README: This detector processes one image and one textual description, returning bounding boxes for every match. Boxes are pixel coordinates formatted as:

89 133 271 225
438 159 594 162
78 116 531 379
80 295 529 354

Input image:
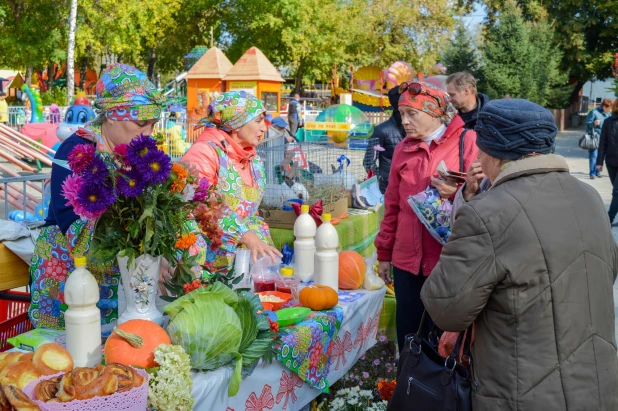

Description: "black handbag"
387 311 472 411
579 131 599 151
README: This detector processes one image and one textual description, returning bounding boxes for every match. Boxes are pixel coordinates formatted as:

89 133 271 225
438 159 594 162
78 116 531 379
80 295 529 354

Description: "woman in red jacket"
375 82 478 352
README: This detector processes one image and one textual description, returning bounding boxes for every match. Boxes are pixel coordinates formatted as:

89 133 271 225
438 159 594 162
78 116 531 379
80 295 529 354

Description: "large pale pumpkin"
338 251 365 290
299 285 338 311
104 319 171 368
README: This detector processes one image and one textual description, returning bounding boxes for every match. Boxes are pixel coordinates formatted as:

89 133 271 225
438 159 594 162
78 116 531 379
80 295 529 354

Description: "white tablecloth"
190 287 386 411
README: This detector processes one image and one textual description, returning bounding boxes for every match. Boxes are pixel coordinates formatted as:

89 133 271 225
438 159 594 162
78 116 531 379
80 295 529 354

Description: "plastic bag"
363 251 385 290
438 326 475 366
249 255 282 292
407 187 453 245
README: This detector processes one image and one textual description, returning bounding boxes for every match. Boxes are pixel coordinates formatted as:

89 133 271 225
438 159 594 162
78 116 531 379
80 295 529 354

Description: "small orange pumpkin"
104 319 171 368
338 251 365 290
299 285 338 311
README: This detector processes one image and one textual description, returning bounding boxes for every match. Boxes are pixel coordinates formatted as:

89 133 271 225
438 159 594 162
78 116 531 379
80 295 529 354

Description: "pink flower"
113 143 129 165
67 144 96 175
193 178 210 202
62 175 104 219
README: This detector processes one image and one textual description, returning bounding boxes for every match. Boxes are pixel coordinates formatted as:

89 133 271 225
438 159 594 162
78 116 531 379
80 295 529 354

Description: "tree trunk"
24 66 33 87
147 48 156 82
47 62 55 91
66 0 78 105
294 69 303 96
79 53 88 92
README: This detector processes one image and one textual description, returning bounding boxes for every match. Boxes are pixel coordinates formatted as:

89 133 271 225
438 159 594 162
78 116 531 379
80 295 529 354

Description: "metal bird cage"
257 131 367 210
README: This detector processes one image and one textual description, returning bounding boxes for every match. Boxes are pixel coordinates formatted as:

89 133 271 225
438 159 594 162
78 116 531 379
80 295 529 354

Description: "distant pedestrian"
597 98 618 225
287 94 301 137
587 98 612 179
446 72 489 130
0 92 8 124
362 87 405 194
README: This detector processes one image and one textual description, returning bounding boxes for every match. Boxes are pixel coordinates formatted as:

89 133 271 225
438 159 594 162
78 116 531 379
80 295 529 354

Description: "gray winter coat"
421 154 618 411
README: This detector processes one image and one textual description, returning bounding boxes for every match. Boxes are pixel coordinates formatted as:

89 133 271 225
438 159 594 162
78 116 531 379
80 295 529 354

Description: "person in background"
182 91 282 269
422 98 618 411
587 98 612 179
29 64 163 329
287 94 301 137
596 98 618 226
446 72 489 130
0 92 8 124
362 87 405 194
375 82 478 353
271 116 297 143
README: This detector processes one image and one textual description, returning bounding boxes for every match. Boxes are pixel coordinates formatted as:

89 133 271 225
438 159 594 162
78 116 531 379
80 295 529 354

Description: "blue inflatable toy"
55 93 95 152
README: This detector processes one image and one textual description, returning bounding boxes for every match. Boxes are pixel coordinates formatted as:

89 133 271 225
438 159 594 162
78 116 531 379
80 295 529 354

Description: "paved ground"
553 127 618 343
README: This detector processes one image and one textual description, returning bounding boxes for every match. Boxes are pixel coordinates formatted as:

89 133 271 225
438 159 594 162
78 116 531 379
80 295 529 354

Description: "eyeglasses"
398 82 444 109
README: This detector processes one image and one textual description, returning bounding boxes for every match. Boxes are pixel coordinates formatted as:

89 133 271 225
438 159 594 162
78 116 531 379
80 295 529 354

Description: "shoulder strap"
459 129 468 173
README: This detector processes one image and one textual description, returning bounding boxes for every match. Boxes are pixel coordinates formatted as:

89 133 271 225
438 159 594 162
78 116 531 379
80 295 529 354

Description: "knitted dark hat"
475 99 557 160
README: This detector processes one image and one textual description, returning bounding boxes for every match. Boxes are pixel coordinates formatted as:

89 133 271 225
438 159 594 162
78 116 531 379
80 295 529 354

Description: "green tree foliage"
480 0 566 107
442 22 480 76
483 0 618 93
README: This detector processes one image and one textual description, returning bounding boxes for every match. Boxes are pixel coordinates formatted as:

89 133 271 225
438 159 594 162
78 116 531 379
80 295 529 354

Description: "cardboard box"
260 195 349 230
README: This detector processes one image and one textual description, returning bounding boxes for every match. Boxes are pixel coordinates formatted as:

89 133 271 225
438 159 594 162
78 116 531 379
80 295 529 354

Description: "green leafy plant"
163 282 277 397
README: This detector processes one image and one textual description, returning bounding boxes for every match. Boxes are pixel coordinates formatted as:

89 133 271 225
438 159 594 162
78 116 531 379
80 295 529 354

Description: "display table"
270 208 384 258
190 287 386 411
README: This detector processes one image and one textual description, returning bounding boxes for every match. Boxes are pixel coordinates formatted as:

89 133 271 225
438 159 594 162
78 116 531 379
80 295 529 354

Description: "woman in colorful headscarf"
374 82 478 352
29 63 164 329
182 91 282 272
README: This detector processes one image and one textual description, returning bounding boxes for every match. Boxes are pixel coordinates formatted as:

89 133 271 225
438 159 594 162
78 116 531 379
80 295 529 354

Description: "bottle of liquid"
276 267 301 302
64 256 102 367
294 205 317 282
314 213 339 292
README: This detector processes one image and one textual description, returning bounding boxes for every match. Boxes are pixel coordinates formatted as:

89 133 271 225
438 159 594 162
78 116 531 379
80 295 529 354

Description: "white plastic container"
64 256 102 367
314 213 339 292
294 204 317 282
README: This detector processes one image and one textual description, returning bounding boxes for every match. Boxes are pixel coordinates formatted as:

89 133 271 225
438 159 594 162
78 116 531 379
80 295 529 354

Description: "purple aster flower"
82 156 110 185
192 177 210 202
359 381 363 387
127 134 158 166
136 149 171 184
117 169 146 197
360 354 366 361
77 183 115 218
373 359 380 366
362 372 369 379
379 335 387 343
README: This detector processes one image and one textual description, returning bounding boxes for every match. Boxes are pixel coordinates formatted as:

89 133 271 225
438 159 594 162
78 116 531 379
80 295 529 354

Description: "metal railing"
6 106 70 129
0 174 50 221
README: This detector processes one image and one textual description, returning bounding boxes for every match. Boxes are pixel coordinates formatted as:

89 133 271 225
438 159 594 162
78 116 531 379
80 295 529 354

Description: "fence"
0 174 50 221
365 111 390 125
6 106 70 130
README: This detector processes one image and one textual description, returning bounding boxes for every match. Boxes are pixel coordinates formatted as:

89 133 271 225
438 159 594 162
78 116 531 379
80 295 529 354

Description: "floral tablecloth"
190 287 386 411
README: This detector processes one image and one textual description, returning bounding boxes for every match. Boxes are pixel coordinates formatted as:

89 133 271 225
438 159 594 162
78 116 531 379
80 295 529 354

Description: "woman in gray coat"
421 99 618 411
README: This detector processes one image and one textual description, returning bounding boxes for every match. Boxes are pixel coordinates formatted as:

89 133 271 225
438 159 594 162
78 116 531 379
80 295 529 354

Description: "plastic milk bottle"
293 205 317 282
64 256 102 367
314 213 339 292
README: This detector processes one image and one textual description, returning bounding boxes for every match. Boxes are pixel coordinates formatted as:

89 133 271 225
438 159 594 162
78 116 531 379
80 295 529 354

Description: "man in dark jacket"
596 104 618 224
446 72 488 130
363 87 405 194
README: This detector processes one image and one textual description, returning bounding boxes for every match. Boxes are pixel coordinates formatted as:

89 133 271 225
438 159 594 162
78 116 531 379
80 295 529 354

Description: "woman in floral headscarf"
374 82 478 352
182 91 282 272
29 63 164 329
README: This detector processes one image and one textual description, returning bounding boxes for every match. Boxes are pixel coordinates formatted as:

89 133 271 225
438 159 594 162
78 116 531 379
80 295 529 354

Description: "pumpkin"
338 251 365 290
104 319 171 368
299 285 338 311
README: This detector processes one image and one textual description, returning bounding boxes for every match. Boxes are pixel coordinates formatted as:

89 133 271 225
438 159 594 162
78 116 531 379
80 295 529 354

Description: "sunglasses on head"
398 82 444 109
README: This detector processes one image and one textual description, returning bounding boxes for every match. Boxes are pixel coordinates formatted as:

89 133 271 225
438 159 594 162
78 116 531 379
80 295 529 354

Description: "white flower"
182 184 195 201
148 344 194 411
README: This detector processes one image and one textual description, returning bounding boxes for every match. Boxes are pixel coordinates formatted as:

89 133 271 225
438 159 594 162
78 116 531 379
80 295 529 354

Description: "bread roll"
106 363 143 392
55 371 75 402
33 379 59 402
32 344 73 376
73 367 118 400
0 352 24 372
2 385 40 410
0 362 42 389
0 385 11 411
17 353 34 363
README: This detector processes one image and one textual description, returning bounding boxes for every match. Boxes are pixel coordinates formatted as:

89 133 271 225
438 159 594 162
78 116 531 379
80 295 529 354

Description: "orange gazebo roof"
224 47 284 82
187 47 233 79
